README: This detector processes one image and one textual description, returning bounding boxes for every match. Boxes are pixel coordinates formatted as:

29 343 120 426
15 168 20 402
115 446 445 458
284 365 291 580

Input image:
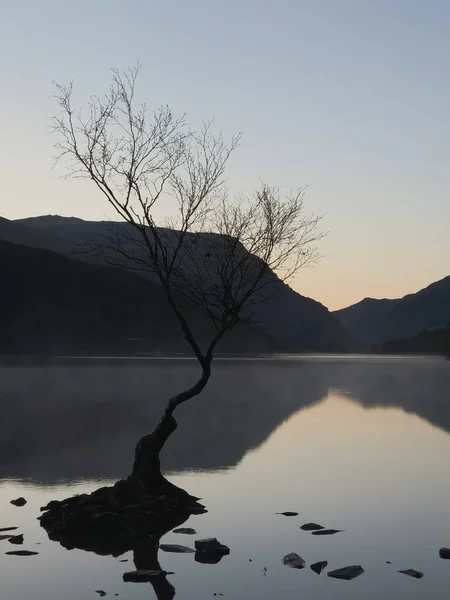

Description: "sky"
1 0 449 310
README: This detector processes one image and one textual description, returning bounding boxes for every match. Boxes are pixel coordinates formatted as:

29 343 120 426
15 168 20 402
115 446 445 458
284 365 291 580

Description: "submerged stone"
6 550 39 556
398 569 423 579
8 534 24 545
282 553 306 569
439 548 450 559
123 570 173 582
195 538 230 555
276 512 298 516
173 527 196 535
0 527 18 533
159 544 195 553
327 565 364 580
95 591 106 597
300 523 324 531
311 529 343 536
310 560 328 574
194 538 230 564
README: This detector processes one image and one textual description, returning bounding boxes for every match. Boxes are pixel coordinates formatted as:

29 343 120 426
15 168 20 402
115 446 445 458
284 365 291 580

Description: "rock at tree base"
300 523 324 531
310 561 328 574
39 478 205 556
398 569 423 579
311 529 343 536
282 553 306 569
439 548 450 559
10 497 27 507
327 565 364 580
8 534 24 545
159 544 195 553
6 550 39 556
123 570 173 582
173 527 196 535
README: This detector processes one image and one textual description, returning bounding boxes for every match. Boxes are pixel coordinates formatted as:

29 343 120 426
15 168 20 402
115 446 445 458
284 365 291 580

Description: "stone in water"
327 565 364 580
282 553 306 569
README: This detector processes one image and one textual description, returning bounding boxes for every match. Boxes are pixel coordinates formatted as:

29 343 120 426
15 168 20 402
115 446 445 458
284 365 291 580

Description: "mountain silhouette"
7 214 349 352
0 238 276 355
334 276 450 345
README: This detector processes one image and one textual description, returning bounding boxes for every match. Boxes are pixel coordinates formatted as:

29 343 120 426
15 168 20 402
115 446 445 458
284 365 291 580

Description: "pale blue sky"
1 0 449 309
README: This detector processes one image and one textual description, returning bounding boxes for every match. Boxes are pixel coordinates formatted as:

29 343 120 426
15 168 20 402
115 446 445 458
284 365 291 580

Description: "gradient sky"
1 0 449 310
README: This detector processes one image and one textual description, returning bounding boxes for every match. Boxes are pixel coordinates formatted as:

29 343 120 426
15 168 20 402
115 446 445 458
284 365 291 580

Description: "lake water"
1 356 450 599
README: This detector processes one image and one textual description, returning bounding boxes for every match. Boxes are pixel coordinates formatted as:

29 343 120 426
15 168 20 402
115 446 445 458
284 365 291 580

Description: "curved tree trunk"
128 363 211 499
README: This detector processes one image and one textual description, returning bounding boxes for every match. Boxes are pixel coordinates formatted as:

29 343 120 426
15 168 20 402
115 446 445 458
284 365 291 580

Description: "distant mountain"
0 216 73 254
382 324 450 356
334 276 450 345
3 215 350 352
0 239 275 355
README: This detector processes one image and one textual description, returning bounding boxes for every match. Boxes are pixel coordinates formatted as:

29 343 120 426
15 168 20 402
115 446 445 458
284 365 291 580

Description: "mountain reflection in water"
0 357 449 482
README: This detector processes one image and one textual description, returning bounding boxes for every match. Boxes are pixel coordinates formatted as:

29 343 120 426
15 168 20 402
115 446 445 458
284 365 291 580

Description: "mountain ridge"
334 275 450 345
1 215 350 353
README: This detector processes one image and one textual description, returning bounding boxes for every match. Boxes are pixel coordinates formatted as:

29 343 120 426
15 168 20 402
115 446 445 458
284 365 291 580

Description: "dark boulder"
327 565 364 580
312 529 343 536
194 538 230 563
398 569 423 579
282 553 306 569
310 560 327 574
10 497 27 507
8 534 24 545
301 523 324 531
195 538 230 554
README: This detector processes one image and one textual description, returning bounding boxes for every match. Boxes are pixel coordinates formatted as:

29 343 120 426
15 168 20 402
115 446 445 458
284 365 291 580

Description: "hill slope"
10 215 350 351
0 239 276 354
334 277 450 345
382 324 450 356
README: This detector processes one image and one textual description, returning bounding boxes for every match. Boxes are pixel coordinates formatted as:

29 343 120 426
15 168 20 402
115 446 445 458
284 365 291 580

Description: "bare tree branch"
52 64 325 414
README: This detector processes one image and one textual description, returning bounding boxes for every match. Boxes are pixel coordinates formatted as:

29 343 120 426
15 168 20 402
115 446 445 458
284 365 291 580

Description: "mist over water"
1 356 450 599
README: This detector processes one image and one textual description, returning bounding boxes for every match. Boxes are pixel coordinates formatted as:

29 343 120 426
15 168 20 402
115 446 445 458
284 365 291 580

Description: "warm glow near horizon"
1 0 449 310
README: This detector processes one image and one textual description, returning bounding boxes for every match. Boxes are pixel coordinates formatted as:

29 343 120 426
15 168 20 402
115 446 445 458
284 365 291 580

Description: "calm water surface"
1 356 450 599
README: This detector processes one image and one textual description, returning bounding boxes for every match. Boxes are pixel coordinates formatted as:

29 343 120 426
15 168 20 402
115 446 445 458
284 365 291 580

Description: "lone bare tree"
52 64 324 498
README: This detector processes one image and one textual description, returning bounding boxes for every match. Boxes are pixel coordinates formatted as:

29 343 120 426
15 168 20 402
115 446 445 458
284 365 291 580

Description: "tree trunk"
128 413 190 499
128 364 211 500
